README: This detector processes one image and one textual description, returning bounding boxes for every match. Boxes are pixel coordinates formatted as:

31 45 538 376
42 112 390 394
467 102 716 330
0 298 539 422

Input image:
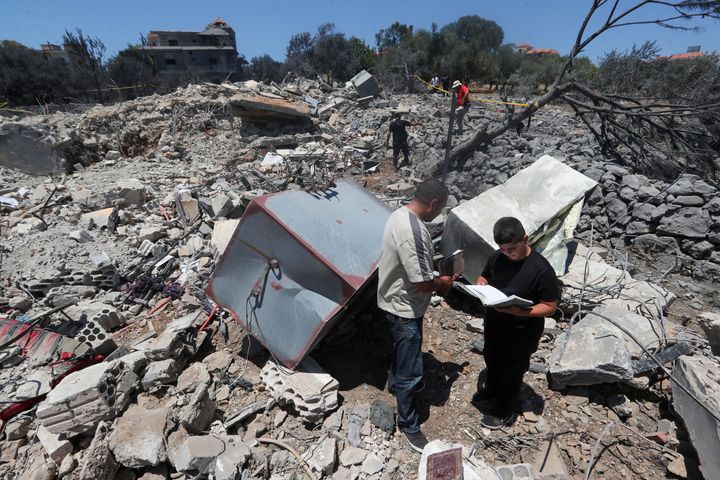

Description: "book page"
458 284 507 304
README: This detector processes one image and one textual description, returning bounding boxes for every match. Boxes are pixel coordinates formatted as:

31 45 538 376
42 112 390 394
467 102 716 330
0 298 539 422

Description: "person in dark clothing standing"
472 217 560 429
386 112 413 169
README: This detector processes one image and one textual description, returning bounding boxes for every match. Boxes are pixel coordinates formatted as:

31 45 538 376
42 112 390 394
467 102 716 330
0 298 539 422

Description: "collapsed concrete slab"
672 355 720 480
230 93 311 119
260 357 339 423
36 360 137 435
549 315 634 387
442 155 597 280
207 179 390 368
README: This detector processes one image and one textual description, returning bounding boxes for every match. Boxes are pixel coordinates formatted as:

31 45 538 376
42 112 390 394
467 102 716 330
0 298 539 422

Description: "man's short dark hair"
493 217 526 244
414 179 449 206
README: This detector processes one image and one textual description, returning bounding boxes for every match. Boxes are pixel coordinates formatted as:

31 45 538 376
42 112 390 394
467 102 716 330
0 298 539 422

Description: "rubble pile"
1 75 719 480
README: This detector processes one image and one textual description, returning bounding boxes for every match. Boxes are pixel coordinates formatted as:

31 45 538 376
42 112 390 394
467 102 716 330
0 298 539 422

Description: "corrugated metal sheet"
207 180 391 369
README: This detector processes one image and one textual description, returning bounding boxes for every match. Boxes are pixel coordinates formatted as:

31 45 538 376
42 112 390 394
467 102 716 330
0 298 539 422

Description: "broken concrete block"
77 421 118 480
350 70 380 98
105 150 121 161
16 369 54 400
495 463 540 480
179 384 216 433
176 362 212 394
116 179 147 206
9 296 33 310
176 189 201 225
142 359 182 389
361 454 384 476
369 399 395 435
66 301 126 330
589 304 663 358
698 311 720 355
76 319 117 355
229 93 311 119
304 436 337 476
109 404 168 468
0 438 25 463
37 425 73 464
548 317 634 387
36 360 137 435
260 357 339 423
81 207 119 231
211 219 240 256
672 355 720 480
202 350 234 375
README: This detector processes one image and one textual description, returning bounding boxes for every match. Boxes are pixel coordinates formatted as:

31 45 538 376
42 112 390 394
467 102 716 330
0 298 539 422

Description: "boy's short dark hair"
414 179 449 206
493 217 526 244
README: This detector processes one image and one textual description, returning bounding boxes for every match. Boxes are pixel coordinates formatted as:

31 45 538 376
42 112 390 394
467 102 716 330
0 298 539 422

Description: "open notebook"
453 283 533 308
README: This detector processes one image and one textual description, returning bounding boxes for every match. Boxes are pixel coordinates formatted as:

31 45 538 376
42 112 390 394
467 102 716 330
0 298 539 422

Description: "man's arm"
494 300 558 317
386 130 392 144
415 275 454 294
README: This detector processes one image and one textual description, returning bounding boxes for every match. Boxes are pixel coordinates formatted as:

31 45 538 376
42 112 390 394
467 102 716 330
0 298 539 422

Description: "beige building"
143 18 240 81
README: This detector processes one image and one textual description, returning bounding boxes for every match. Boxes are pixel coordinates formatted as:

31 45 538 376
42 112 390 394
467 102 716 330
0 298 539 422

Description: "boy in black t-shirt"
473 217 560 429
386 113 413 169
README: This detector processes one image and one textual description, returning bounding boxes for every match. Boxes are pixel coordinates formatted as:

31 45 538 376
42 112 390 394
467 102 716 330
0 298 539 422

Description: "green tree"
106 40 157 99
249 54 285 83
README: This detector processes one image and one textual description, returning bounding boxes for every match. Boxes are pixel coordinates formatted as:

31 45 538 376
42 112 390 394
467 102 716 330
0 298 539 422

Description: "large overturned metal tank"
207 180 391 369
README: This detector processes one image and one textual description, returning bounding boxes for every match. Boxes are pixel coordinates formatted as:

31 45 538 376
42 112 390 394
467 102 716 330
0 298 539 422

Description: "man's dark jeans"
384 310 423 433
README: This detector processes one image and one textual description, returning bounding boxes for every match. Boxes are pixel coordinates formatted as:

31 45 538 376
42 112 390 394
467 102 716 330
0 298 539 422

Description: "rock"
260 357 339 423
8 296 33 310
176 362 212 393
77 422 118 480
625 221 651 236
5 416 32 440
361 454 384 475
109 404 168 468
606 394 633 419
179 384 216 433
672 195 705 207
142 359 181 389
138 226 166 243
137 465 168 480
57 454 77 478
304 436 337 476
672 355 720 480
465 318 484 333
36 360 137 435
68 229 94 243
202 350 234 375
346 405 368 447
686 240 715 260
369 399 395 435
698 312 720 355
657 207 712 239
105 150 122 161
37 425 73 464
340 446 368 467
116 179 147 206
81 207 119 231
666 174 716 197
667 455 688 478
214 440 251 480
18 460 56 480
0 438 25 463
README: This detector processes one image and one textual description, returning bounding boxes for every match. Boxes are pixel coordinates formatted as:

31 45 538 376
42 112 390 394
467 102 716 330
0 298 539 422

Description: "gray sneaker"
403 430 428 453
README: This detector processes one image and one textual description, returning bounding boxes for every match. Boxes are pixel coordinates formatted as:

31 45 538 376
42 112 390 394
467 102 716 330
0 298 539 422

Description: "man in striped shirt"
377 178 454 452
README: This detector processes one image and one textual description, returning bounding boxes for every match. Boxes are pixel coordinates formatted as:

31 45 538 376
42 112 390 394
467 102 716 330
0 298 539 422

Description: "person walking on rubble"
472 217 560 429
386 112 414 169
451 80 470 134
377 179 455 452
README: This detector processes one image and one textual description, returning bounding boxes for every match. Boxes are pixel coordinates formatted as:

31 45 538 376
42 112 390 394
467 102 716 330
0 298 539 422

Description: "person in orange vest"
452 80 470 134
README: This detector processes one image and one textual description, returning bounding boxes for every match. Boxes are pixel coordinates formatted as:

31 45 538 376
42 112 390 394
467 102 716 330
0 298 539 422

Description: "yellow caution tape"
412 75 529 107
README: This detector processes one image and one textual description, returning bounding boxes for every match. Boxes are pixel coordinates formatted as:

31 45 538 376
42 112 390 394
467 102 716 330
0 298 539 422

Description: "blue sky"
2 0 718 63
